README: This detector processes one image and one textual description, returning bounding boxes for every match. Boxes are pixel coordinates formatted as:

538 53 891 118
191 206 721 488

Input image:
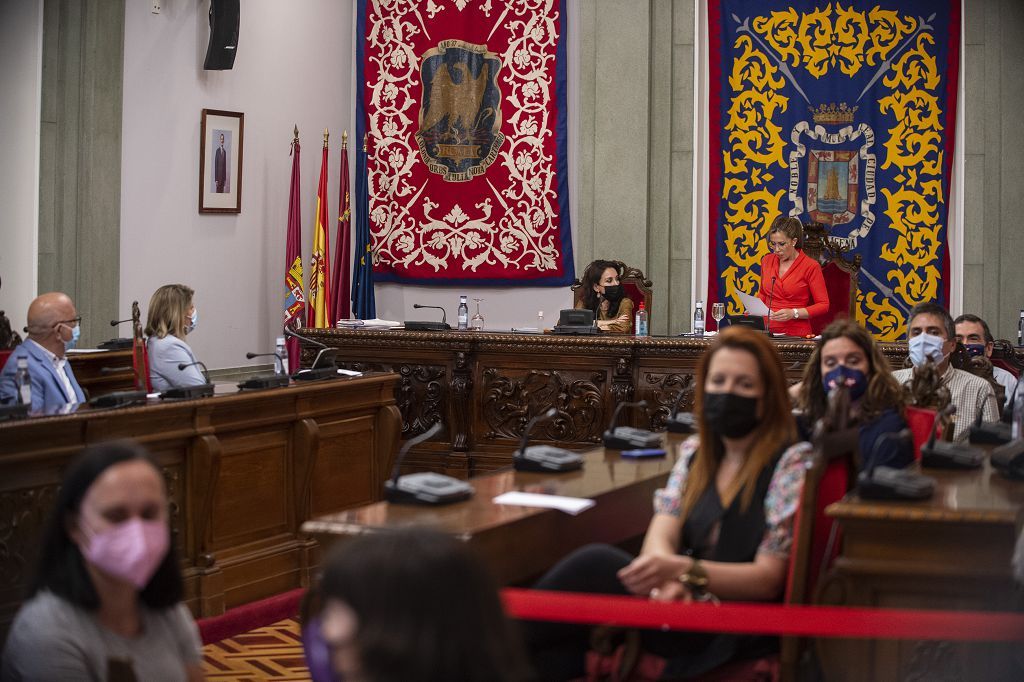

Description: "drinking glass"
471 298 485 331
711 302 725 327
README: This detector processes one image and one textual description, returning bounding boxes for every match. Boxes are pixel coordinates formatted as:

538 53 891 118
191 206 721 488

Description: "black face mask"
601 284 624 302
702 392 760 439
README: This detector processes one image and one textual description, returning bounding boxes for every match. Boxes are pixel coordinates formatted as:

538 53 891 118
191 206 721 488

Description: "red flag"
330 132 352 323
131 301 151 392
284 129 305 372
308 131 332 327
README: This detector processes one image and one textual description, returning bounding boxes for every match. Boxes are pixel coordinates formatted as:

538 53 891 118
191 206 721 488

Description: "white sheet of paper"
736 291 770 317
493 491 596 516
336 368 362 376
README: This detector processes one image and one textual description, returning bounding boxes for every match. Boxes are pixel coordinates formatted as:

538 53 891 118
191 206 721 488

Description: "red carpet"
198 588 307 645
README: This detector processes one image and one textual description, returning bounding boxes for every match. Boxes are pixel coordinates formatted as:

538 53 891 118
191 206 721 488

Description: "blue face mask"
964 343 986 358
64 323 80 351
187 308 198 334
908 333 945 367
823 365 868 401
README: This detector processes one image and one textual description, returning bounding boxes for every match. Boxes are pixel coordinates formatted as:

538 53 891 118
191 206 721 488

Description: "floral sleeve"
652 435 700 516
759 441 814 557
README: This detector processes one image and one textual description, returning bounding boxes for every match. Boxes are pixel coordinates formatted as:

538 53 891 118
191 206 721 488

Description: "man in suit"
214 133 227 192
0 292 86 411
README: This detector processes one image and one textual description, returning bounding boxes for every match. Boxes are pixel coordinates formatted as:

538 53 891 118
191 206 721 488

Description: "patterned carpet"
202 617 311 681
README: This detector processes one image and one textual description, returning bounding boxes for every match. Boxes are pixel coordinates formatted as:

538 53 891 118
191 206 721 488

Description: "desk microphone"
238 352 290 390
283 327 339 380
284 325 329 349
603 400 662 450
159 361 216 400
765 275 777 336
99 317 134 350
857 429 934 500
970 400 1011 444
384 422 473 504
178 360 210 383
513 407 583 472
666 378 697 434
990 437 1024 479
920 404 984 469
406 304 452 332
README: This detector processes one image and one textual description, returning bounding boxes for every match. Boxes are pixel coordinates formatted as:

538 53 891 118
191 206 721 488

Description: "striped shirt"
892 365 999 442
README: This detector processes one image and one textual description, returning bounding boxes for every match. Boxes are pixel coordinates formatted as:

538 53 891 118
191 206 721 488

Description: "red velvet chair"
990 339 1022 379
800 223 862 335
571 262 653 335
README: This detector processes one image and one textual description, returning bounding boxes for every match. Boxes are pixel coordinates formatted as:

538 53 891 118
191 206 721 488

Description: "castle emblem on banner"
416 40 504 183
788 103 877 247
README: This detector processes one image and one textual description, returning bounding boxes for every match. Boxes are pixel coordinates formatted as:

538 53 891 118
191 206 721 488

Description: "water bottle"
457 296 469 331
694 300 705 336
274 336 288 375
635 302 649 337
1018 309 1024 346
15 357 31 406
1013 376 1024 440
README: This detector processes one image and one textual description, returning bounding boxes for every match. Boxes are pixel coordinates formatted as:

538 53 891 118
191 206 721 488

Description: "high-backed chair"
801 222 861 335
570 261 653 332
990 339 1023 379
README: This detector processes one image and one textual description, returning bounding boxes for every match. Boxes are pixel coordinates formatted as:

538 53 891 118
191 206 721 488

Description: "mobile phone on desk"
620 448 666 458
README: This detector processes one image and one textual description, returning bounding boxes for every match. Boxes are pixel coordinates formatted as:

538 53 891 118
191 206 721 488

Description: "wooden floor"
202 618 310 681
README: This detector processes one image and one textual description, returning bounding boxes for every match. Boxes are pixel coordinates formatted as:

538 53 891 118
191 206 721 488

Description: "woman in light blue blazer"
145 284 206 391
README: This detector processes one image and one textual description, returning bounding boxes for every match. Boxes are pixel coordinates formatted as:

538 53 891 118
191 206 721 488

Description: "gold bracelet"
676 559 709 592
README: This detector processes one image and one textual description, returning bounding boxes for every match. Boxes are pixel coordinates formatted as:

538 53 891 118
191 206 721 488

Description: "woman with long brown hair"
524 327 812 680
575 260 634 333
796 319 913 471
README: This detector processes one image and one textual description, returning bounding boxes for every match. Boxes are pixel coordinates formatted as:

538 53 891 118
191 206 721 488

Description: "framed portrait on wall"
199 109 244 213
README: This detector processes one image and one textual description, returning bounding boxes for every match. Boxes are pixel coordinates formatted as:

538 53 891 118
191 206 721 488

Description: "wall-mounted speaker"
204 0 240 70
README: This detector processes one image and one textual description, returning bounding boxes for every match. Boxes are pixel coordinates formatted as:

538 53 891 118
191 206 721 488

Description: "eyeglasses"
768 241 790 250
55 316 82 328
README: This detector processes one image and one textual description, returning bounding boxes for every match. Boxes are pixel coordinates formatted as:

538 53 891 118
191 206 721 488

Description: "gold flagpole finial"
342 130 348 149
323 128 330 147
363 133 368 152
293 125 299 141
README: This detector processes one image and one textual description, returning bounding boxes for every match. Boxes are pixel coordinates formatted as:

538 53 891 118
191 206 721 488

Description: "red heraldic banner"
356 0 574 285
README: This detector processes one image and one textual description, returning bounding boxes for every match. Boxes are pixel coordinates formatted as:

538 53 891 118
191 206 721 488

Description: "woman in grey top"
145 284 207 391
1 442 203 681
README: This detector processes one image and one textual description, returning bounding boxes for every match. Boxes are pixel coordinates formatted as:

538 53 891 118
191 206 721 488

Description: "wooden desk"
817 460 1024 681
302 438 683 585
0 373 401 636
67 348 137 396
304 329 908 476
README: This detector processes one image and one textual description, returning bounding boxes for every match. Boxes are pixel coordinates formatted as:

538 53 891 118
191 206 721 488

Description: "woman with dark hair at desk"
795 319 913 472
758 216 829 336
576 260 634 333
523 327 812 680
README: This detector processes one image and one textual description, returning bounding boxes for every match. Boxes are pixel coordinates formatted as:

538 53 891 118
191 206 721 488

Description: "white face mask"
908 333 945 367
186 308 198 334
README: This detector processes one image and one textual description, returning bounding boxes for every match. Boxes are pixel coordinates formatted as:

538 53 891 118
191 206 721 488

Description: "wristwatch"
676 559 709 593
792 308 799 319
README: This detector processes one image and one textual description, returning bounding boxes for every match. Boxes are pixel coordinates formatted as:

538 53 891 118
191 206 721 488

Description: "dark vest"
680 451 784 564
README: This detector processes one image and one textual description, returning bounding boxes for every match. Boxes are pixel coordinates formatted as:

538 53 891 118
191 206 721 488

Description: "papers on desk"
337 368 362 377
493 491 595 515
65 348 109 354
335 318 402 330
736 291 770 317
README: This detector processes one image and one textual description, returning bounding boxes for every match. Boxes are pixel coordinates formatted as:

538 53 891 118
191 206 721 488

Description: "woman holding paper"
757 216 829 336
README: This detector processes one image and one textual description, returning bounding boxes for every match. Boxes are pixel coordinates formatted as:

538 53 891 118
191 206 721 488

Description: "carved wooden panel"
480 367 606 443
340 360 447 439
639 371 696 430
0 485 59 591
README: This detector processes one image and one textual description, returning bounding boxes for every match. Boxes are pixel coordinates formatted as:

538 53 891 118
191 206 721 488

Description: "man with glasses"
0 292 86 411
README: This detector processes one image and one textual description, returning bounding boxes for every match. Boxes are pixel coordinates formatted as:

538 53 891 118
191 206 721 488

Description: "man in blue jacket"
0 292 86 411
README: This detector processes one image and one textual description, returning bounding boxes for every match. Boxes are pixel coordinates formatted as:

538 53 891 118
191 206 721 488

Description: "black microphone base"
603 427 662 450
291 367 339 381
238 375 291 391
552 325 600 335
160 384 216 400
88 390 149 409
384 473 473 505
0 403 30 421
665 413 697 435
513 446 584 473
98 337 134 350
920 442 985 469
969 421 1012 445
857 467 935 501
991 440 1024 479
404 321 452 331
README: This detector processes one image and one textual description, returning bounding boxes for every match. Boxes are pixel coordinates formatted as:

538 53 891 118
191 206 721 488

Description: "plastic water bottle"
457 296 469 331
275 336 288 375
15 357 31 406
635 302 649 337
1018 309 1024 346
694 300 705 336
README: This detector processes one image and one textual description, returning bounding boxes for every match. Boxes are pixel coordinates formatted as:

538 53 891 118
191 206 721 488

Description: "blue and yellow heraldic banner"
708 1 960 340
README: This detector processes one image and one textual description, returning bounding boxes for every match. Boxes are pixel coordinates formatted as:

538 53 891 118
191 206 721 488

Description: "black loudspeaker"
204 0 240 70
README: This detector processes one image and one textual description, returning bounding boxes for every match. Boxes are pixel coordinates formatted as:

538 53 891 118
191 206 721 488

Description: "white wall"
0 0 42 336
120 0 353 369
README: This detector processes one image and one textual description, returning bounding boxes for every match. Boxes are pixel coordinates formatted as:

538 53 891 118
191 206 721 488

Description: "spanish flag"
308 131 332 328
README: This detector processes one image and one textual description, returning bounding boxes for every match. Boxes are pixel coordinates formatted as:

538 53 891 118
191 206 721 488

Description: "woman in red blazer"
757 217 829 336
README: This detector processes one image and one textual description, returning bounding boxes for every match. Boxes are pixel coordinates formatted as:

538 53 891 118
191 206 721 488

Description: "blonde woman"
145 284 206 391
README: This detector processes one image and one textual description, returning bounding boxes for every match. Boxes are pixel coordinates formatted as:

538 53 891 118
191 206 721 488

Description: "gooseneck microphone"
238 352 290 390
666 378 697 434
513 408 583 472
178 360 210 383
160 361 215 400
384 423 473 504
857 428 934 500
110 318 132 327
970 398 1011 444
283 327 339 381
99 317 135 350
920 404 984 469
603 400 662 450
284 325 329 349
765 275 777 336
406 305 452 331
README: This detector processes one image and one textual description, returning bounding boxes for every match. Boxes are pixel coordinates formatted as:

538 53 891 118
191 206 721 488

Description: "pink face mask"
80 518 169 589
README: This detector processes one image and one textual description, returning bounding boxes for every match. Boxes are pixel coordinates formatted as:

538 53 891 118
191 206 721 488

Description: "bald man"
0 292 86 411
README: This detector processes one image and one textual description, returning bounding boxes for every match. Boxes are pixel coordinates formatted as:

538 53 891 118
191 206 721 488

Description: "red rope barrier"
502 589 1024 642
